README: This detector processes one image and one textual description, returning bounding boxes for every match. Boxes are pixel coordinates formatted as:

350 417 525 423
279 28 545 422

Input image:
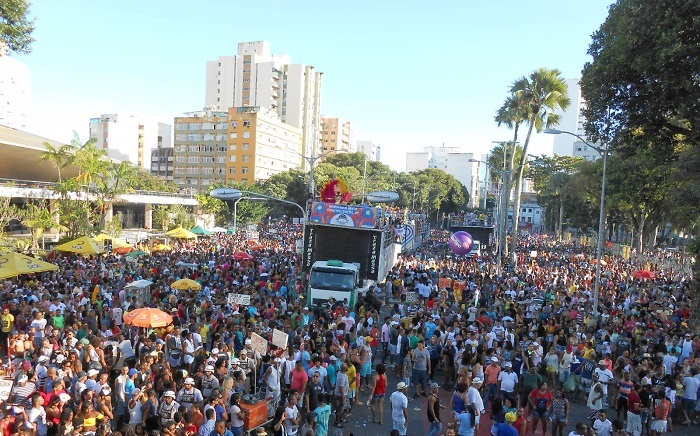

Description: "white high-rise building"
88 114 171 170
0 42 31 130
356 140 380 162
406 146 481 208
552 78 601 161
205 41 323 169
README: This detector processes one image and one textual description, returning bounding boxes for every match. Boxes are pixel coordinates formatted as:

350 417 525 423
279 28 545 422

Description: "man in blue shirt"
209 419 233 436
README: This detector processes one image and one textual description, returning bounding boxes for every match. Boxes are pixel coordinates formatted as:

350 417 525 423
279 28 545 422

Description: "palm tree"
39 142 75 182
507 68 570 257
495 94 530 259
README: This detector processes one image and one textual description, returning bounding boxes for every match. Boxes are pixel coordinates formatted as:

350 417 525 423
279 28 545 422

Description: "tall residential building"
227 106 302 184
204 41 323 169
0 42 31 130
552 78 601 162
151 123 173 179
321 117 355 154
406 146 481 208
172 107 230 190
88 114 169 170
356 140 380 162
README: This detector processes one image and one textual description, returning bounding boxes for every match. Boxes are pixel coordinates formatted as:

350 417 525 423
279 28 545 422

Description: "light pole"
544 128 609 315
397 181 418 210
211 188 307 223
361 156 368 203
274 147 345 197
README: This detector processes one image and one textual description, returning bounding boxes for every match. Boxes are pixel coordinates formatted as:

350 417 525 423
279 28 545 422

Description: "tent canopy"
124 279 153 290
190 225 214 236
56 236 104 255
166 226 198 239
0 252 59 279
210 226 228 233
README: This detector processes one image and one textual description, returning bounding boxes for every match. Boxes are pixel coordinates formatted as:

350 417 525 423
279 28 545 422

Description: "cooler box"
240 400 268 430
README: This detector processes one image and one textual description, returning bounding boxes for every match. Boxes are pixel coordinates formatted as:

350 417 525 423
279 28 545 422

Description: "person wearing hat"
496 412 518 436
498 362 518 400
176 377 203 411
426 382 445 436
468 377 485 421
201 365 219 398
390 382 409 435
594 359 614 408
265 357 282 413
157 391 179 427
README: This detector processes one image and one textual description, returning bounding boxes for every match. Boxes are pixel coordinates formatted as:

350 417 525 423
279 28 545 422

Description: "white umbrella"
124 279 153 290
210 226 228 233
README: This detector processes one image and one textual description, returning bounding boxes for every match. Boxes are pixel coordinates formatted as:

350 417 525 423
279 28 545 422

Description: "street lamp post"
361 156 368 203
233 197 265 234
397 181 418 210
544 128 608 315
211 188 307 224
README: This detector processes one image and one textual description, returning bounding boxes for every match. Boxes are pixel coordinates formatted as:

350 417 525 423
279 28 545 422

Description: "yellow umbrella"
93 234 133 250
166 226 198 239
56 236 104 255
151 243 171 252
171 278 202 291
0 252 59 279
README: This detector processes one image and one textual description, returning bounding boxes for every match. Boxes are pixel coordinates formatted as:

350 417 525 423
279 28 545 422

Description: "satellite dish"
210 188 243 200
366 190 399 204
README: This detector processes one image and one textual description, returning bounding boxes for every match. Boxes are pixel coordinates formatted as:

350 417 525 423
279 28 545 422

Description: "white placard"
272 329 288 349
530 250 538 258
0 378 13 403
227 293 251 306
405 291 418 303
250 332 268 356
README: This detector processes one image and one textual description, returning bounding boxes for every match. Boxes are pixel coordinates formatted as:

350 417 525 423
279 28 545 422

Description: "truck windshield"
309 268 356 291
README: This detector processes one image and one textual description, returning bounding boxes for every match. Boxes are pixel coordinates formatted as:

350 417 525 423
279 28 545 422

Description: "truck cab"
469 240 481 258
308 260 373 308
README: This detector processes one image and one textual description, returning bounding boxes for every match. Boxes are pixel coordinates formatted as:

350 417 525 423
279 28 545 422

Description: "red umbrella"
233 251 254 261
633 269 655 279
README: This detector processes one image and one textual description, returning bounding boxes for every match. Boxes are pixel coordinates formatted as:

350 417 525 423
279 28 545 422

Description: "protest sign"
250 333 268 356
272 329 289 349
227 293 251 306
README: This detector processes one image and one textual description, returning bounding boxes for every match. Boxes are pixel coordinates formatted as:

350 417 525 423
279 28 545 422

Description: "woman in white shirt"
229 393 245 435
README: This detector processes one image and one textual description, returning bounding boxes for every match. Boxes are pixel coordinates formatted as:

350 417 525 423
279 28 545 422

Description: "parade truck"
302 201 398 308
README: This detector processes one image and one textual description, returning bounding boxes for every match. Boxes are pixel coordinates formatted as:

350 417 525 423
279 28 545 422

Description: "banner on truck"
309 202 377 228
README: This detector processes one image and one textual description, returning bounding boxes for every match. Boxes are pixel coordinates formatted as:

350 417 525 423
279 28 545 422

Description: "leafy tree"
21 202 60 249
0 0 35 54
505 68 570 256
487 142 525 184
39 142 75 182
0 195 22 235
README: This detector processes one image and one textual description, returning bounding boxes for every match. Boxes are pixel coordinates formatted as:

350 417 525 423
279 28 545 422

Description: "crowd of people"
0 222 697 436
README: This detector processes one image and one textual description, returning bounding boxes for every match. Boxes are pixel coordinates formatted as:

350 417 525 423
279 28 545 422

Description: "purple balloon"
449 231 474 256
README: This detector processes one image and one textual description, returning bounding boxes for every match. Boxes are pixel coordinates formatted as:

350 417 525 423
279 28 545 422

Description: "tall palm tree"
39 142 75 182
495 93 530 259
508 68 570 256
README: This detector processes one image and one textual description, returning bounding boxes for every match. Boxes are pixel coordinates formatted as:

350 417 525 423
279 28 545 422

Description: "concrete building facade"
406 146 481 208
321 117 355 154
226 106 302 184
172 108 230 191
205 41 322 169
88 114 170 170
0 42 31 130
552 78 601 162
356 140 380 162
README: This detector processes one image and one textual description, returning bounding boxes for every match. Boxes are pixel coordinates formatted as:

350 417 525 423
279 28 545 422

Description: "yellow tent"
56 236 105 255
171 278 202 291
0 252 59 279
93 234 133 250
166 226 198 239
151 243 171 252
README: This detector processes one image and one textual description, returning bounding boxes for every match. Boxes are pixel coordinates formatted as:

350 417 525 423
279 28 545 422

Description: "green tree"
487 142 525 184
39 142 75 182
21 202 59 249
0 195 22 235
0 0 35 54
506 68 570 256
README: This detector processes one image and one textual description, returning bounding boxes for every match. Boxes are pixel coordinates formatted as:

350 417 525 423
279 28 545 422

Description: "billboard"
302 224 384 281
308 202 377 228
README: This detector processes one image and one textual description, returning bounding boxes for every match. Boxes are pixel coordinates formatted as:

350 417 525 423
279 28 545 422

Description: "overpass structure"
0 179 198 230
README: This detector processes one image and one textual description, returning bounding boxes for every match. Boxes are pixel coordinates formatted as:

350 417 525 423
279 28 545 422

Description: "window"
230 133 237 139
243 120 251 127
216 156 226 163
188 123 201 130
216 145 226 152
175 123 187 130
241 167 249 174
216 123 227 130
528 208 532 213
202 123 214 130
175 145 186 153
202 167 214 174
242 155 250 162
187 156 200 163
203 157 214 163
527 217 532 223
187 134 200 141
229 168 236 174
242 143 249 150
187 168 198 174
536 210 540 215
243 132 250 139
175 133 186 141
187 145 200 152
229 155 237 162
231 121 238 128
174 168 185 174
229 144 237 151
175 156 185 163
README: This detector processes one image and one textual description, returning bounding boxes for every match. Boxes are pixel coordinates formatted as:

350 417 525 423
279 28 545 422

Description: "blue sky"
19 0 613 171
